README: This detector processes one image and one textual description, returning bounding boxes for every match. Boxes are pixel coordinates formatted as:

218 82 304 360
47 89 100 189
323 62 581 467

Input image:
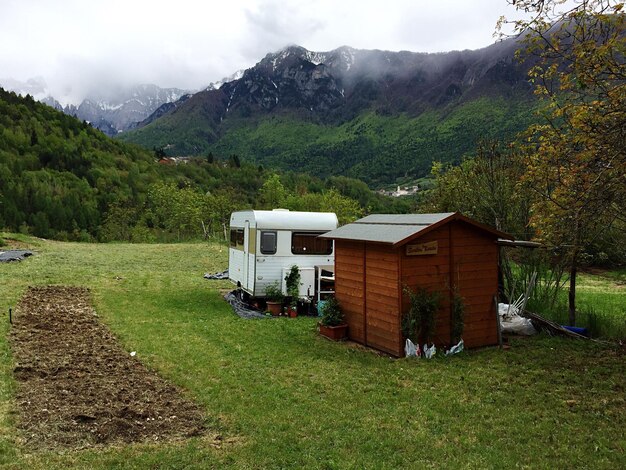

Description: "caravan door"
243 220 250 289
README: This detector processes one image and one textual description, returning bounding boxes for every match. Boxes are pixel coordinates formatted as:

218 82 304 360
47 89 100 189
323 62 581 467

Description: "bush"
131 224 157 243
320 297 344 326
402 286 441 344
0 236 6 247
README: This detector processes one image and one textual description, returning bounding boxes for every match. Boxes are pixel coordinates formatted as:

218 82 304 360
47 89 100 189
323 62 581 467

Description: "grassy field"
525 267 626 339
0 235 624 469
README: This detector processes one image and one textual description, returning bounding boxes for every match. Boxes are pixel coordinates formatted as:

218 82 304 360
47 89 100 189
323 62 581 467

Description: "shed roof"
320 212 513 246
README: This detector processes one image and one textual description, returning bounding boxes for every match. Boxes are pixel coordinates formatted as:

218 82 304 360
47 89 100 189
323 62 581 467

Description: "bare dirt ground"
9 286 206 450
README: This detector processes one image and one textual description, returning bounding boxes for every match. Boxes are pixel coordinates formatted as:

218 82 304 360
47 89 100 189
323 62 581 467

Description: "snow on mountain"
0 78 190 136
206 69 246 91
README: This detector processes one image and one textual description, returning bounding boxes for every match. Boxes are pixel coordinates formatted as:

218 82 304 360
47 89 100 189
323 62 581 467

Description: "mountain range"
119 40 538 184
0 78 189 136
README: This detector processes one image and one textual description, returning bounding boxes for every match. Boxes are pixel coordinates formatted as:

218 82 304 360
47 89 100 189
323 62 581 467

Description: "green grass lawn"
1 235 624 469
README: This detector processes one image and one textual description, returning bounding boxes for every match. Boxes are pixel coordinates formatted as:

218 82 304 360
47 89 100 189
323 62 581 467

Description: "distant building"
378 184 420 197
157 156 191 165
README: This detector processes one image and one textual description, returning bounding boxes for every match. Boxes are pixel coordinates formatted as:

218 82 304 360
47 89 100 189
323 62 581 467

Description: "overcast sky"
0 0 524 104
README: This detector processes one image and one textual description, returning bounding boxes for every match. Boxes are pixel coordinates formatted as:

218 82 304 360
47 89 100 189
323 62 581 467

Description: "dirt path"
9 286 206 450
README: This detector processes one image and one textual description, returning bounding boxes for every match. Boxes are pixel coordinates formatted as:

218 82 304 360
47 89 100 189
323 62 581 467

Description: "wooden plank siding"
449 221 499 349
365 244 401 356
334 240 365 343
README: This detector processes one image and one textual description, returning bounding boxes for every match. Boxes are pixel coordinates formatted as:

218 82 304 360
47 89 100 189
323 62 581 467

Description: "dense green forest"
0 88 411 241
121 94 536 186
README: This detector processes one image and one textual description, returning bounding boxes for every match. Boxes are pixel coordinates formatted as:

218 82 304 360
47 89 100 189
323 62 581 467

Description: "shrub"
402 286 441 344
320 297 344 326
131 224 157 243
284 265 301 306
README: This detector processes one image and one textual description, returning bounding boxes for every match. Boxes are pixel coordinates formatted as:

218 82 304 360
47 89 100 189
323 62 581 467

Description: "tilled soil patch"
9 286 206 450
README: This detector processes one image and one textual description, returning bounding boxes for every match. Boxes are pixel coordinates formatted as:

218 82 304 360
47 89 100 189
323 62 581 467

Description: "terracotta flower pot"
319 323 348 341
266 301 282 316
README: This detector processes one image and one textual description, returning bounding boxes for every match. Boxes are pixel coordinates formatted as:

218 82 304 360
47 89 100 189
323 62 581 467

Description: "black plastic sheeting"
204 270 229 280
223 291 272 320
0 250 33 263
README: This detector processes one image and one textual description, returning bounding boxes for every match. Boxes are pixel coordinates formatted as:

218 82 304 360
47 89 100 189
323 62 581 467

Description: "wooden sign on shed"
406 240 438 256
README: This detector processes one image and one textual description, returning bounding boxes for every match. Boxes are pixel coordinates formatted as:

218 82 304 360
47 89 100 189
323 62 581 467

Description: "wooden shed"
320 212 513 357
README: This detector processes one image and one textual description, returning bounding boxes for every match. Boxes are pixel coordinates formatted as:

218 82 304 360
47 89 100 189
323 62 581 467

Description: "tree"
229 154 241 168
148 182 204 240
154 147 166 158
503 1 626 325
284 189 364 225
318 189 364 225
204 189 242 240
100 203 138 242
426 140 533 238
259 174 287 209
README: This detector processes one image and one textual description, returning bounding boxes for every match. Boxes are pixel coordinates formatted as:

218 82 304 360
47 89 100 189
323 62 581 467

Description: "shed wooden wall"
447 221 499 348
334 241 402 356
400 220 499 350
334 240 366 343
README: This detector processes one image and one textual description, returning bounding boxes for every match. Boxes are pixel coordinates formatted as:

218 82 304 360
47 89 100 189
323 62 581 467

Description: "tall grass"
504 248 626 339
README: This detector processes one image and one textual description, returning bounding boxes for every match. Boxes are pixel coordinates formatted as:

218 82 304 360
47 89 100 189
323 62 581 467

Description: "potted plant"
285 265 301 318
318 297 348 340
264 282 284 316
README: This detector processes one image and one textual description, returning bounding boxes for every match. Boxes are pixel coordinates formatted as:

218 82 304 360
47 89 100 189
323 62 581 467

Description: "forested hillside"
0 88 158 239
209 97 535 185
0 88 407 241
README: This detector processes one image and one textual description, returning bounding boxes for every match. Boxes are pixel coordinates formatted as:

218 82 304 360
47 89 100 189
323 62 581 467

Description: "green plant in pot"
319 297 348 340
285 265 301 318
264 282 284 316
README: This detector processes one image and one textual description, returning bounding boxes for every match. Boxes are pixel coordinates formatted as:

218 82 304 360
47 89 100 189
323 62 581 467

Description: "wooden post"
448 223 455 345
494 296 502 349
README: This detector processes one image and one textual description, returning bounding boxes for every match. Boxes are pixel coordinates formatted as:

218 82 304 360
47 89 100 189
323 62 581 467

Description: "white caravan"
228 209 338 298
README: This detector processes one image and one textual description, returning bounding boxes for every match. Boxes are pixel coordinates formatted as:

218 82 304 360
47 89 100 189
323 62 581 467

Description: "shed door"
364 244 401 356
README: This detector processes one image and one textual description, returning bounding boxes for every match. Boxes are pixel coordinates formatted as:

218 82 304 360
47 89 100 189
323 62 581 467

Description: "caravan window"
260 231 277 254
230 228 244 249
291 232 332 255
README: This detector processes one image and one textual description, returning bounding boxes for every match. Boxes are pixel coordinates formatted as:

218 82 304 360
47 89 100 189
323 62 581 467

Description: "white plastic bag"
498 302 537 335
502 316 537 335
404 338 421 357
423 343 436 359
445 339 464 356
